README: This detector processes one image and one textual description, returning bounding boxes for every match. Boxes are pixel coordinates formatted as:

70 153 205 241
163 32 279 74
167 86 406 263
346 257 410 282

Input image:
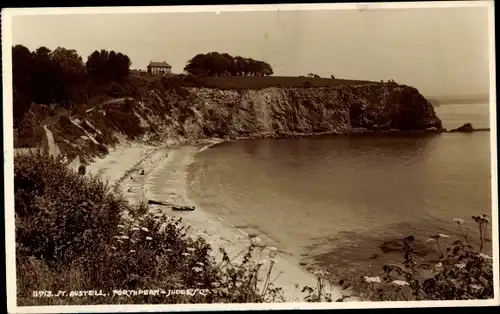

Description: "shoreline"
86 139 347 302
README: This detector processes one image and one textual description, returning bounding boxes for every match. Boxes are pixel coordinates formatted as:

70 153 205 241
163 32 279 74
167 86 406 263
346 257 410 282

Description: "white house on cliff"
147 61 172 76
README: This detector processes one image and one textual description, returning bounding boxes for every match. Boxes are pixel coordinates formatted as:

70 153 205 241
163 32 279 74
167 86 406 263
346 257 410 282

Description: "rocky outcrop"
448 122 490 133
380 235 434 257
449 123 474 133
21 83 442 164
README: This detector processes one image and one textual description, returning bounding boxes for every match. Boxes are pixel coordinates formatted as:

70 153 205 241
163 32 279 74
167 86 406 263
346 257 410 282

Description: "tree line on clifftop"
12 45 132 128
183 52 273 77
12 45 274 129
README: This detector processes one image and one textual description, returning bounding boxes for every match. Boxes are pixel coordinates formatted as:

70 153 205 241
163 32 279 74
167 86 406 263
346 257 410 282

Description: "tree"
233 56 248 76
29 46 66 106
184 53 210 76
50 47 85 77
256 60 273 76
86 50 109 79
184 52 274 77
50 47 87 107
12 45 35 126
86 49 131 81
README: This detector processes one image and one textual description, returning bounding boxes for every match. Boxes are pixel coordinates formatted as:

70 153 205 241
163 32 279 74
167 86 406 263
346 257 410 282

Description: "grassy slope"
186 75 380 89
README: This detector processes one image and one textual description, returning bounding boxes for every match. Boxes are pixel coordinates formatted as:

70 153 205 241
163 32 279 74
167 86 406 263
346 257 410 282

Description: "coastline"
86 139 346 302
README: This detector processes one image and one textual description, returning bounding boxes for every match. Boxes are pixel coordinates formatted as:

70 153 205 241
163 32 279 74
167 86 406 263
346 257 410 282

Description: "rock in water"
449 123 474 133
380 236 433 256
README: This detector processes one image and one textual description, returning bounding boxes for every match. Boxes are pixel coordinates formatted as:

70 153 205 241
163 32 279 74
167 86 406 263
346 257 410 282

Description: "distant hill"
426 95 490 106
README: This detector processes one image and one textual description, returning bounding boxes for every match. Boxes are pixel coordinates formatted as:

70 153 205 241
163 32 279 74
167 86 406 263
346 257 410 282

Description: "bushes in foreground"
305 216 494 302
15 151 122 264
15 152 285 305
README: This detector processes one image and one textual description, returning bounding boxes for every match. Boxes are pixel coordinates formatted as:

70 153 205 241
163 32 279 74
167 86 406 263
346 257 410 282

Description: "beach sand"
87 140 346 302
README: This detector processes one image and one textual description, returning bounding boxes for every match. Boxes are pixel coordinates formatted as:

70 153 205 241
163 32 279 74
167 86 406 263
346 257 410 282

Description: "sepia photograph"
3 1 498 313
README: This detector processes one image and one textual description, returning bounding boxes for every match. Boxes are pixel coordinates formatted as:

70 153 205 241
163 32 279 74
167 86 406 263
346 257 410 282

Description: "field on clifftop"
133 74 380 89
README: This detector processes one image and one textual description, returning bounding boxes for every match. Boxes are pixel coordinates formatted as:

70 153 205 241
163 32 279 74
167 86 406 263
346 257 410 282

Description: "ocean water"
187 103 493 279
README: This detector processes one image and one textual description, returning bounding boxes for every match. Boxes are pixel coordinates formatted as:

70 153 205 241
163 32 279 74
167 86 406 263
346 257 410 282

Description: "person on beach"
78 165 86 176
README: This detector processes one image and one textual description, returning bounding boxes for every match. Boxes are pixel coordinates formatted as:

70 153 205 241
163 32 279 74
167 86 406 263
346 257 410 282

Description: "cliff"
17 83 442 164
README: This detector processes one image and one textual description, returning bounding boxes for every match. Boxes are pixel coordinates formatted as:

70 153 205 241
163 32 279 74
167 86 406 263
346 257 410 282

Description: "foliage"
15 152 287 305
12 45 132 128
309 216 494 302
12 45 84 126
184 52 273 77
86 49 131 82
15 151 122 264
302 269 334 302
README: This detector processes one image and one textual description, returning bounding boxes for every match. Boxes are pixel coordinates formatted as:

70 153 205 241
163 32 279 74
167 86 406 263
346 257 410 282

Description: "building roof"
147 61 171 68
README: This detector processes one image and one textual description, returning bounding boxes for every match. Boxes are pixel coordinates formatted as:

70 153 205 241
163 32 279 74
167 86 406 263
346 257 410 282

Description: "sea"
187 103 494 279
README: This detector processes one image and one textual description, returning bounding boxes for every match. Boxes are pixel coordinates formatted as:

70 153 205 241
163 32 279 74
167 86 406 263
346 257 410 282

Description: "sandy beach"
86 140 345 302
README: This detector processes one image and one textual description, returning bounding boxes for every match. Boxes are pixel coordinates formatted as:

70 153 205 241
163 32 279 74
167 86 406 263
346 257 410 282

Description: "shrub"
332 215 494 301
15 153 287 305
107 82 125 98
15 151 123 264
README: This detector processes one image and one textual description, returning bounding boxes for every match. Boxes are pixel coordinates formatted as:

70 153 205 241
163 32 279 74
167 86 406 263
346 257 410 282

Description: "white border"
3 1 498 313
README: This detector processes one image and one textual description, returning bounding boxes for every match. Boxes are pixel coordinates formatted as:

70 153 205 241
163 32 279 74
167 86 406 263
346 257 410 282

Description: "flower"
453 218 465 225
364 276 381 283
268 246 278 252
145 236 153 241
479 253 492 260
455 263 467 269
250 237 262 246
438 234 450 238
257 259 267 266
312 269 321 276
313 269 329 276
391 280 409 286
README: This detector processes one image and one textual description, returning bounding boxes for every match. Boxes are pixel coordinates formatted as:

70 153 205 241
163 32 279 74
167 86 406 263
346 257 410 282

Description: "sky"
10 5 492 97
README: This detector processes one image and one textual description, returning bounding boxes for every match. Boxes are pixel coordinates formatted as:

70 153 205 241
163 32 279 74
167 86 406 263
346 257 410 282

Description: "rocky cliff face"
182 85 442 138
21 83 442 164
